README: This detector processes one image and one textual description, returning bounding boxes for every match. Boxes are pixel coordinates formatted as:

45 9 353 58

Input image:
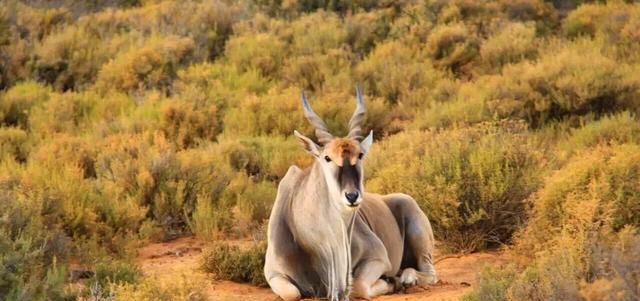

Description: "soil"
135 237 511 301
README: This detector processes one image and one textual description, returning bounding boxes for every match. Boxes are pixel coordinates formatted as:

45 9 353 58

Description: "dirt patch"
135 237 510 301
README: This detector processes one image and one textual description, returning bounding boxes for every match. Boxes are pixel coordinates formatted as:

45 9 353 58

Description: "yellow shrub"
225 32 287 77
95 35 195 93
0 81 51 129
366 121 543 251
425 22 479 73
479 22 537 72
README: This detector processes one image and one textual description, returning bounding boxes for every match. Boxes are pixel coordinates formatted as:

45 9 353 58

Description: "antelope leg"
352 260 394 299
267 275 301 301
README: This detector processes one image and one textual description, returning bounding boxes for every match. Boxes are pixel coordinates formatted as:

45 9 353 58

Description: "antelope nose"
345 192 359 204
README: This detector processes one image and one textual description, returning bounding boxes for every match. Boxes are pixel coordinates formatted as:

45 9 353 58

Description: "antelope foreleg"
352 261 394 299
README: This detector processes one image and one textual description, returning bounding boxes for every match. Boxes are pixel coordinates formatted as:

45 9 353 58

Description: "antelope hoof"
400 268 418 286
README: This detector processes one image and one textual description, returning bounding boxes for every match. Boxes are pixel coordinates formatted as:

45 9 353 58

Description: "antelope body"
264 89 437 300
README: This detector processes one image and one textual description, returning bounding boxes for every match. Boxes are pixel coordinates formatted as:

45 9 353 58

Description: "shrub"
0 127 31 162
159 100 219 149
29 91 97 136
0 81 51 128
111 274 207 301
366 121 543 252
201 241 268 287
485 39 640 126
174 62 271 106
95 35 195 93
92 260 140 291
222 88 309 137
357 41 446 106
479 22 537 72
556 112 640 160
425 23 479 73
224 33 287 77
289 11 346 56
461 264 518 301
31 26 114 91
515 143 640 255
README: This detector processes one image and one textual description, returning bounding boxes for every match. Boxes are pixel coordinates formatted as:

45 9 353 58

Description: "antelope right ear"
294 130 320 156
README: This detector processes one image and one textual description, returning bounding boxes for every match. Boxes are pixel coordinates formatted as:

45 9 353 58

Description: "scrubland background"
1 0 639 300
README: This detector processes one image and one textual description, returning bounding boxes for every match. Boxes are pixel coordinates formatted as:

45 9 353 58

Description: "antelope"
264 88 437 301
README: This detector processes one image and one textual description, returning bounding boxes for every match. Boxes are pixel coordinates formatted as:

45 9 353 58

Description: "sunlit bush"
425 22 479 73
516 143 640 255
479 22 537 72
357 41 445 105
225 33 287 77
484 40 640 126
29 91 97 136
95 35 195 93
112 274 207 301
0 127 30 162
0 81 51 128
367 121 543 252
201 241 268 287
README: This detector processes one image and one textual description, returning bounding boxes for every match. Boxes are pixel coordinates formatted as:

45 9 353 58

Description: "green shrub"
357 41 446 105
366 121 543 252
29 91 97 136
201 241 268 287
95 35 195 93
112 275 208 301
159 100 219 149
485 39 640 126
479 21 537 72
0 127 31 162
461 264 518 301
225 33 287 77
222 88 309 137
556 112 640 160
425 23 479 73
516 143 640 255
0 81 51 128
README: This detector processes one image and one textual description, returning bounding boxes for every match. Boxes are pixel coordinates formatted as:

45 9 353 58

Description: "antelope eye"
358 153 364 160
324 155 332 162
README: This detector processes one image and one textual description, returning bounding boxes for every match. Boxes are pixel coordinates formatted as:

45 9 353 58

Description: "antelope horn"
301 91 333 145
347 86 366 140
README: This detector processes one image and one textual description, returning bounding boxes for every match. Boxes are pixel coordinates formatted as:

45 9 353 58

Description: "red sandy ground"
136 237 511 301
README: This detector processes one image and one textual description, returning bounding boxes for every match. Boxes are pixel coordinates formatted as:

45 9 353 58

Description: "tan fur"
325 138 360 166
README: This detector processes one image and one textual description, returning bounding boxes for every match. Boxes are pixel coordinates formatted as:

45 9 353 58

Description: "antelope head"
294 88 373 209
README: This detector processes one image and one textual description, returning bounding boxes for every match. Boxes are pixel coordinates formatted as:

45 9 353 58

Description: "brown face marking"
325 138 361 166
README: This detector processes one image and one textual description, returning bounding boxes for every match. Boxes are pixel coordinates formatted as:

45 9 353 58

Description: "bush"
201 241 268 287
485 39 640 126
479 22 537 72
0 81 51 128
357 41 446 105
516 143 640 255
366 121 543 252
461 264 518 301
159 100 219 149
95 35 195 93
0 127 31 162
29 91 97 136
111 274 207 301
425 23 479 73
224 33 287 77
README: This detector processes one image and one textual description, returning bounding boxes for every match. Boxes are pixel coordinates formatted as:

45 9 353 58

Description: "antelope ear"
294 130 320 156
360 130 373 154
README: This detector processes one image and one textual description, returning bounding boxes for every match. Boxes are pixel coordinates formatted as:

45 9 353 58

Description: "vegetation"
1 0 639 300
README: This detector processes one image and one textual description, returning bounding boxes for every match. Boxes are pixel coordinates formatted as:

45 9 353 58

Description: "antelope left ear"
294 130 321 156
360 130 373 154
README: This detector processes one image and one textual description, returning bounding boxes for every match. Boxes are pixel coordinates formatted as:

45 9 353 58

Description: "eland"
264 88 437 300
